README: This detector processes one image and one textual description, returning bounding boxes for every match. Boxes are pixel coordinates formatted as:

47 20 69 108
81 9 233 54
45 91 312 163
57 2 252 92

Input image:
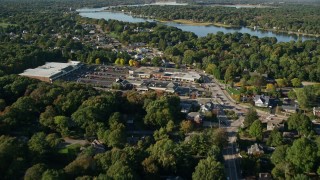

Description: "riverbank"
158 19 239 28
247 26 320 38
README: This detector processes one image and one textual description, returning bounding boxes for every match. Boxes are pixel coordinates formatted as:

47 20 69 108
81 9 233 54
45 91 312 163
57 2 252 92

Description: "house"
258 173 272 180
267 122 284 131
180 103 192 113
282 105 298 113
187 112 203 124
91 139 105 154
313 107 320 117
254 95 270 108
200 102 214 113
114 79 133 90
282 131 297 138
247 143 264 155
165 82 178 93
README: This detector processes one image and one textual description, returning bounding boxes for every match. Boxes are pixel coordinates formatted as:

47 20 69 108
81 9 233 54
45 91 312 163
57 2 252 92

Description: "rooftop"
20 61 81 78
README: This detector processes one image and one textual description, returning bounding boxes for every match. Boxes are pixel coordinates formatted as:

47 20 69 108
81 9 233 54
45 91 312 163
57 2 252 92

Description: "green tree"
192 156 225 180
275 78 287 88
95 58 101 64
287 113 312 136
142 156 159 178
107 161 138 180
41 169 65 180
271 145 288 165
0 99 6 111
291 78 301 87
243 108 259 128
28 132 51 158
148 138 180 170
151 57 162 67
266 129 283 147
286 138 317 173
249 120 263 140
0 136 25 178
293 174 310 180
180 120 194 134
64 156 95 178
144 96 180 127
24 163 47 180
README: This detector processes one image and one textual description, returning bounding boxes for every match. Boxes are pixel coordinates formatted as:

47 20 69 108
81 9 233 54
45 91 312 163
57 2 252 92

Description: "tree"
266 129 283 147
95 58 101 64
271 145 288 165
24 163 47 180
128 59 134 66
54 116 72 136
287 113 312 136
286 138 317 173
205 63 217 75
148 138 179 170
288 90 297 100
249 120 263 140
0 99 6 111
144 96 180 127
107 161 138 180
151 57 162 67
272 161 296 180
28 132 51 158
266 83 276 92
99 123 126 148
180 120 194 134
293 174 310 180
243 108 259 128
64 156 95 178
192 156 225 180
41 169 65 180
183 50 195 65
0 136 25 177
210 128 228 148
142 156 159 178
275 78 287 88
291 78 301 87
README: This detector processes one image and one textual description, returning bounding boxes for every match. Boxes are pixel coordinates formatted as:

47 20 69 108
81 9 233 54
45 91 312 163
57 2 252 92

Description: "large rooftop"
20 61 81 78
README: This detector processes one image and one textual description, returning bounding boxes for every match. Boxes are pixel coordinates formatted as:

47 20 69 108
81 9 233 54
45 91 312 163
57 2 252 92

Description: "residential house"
267 122 284 131
200 102 214 113
247 143 264 155
187 112 203 124
91 139 106 154
258 173 272 180
165 82 178 93
180 103 192 113
254 95 270 108
313 107 320 117
281 105 298 113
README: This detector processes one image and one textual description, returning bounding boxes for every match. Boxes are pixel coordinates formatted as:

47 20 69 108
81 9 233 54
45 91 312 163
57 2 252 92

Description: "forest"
118 4 320 36
0 75 228 179
0 0 320 179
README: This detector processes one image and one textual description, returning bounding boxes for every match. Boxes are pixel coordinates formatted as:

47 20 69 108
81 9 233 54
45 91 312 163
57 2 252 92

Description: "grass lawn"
226 86 240 95
58 143 81 155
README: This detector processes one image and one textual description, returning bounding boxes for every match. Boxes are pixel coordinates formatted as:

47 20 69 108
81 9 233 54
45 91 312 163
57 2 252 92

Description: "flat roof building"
19 61 82 83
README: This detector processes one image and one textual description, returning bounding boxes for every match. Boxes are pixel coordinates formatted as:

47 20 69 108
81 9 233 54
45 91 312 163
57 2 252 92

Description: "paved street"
203 74 290 179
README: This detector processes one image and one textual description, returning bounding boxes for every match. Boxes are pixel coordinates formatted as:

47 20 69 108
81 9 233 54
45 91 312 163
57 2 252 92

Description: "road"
203 75 243 180
216 103 241 180
202 74 289 179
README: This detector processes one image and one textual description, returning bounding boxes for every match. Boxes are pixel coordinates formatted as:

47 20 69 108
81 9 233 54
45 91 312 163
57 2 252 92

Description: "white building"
19 61 82 83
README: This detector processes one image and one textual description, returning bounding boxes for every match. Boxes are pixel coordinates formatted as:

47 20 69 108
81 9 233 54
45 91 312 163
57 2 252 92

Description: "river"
77 6 318 43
